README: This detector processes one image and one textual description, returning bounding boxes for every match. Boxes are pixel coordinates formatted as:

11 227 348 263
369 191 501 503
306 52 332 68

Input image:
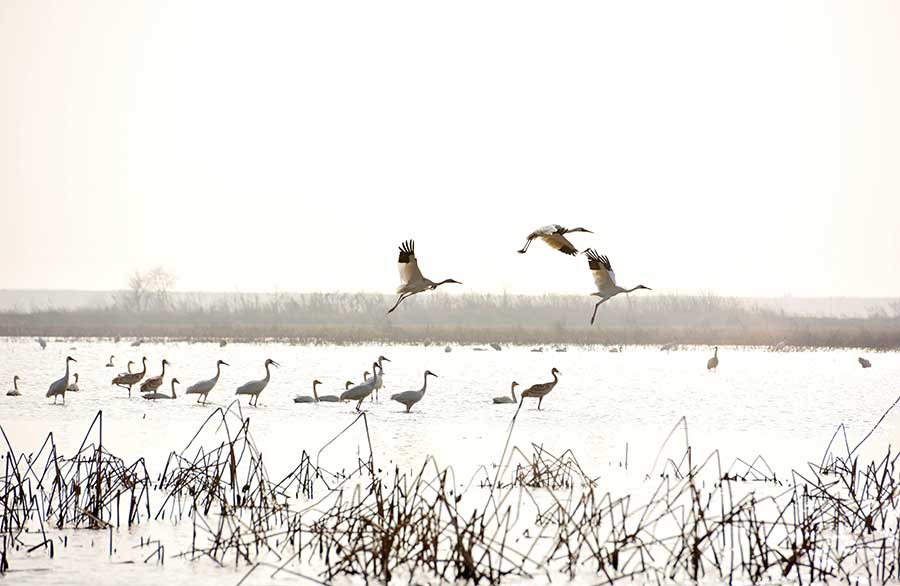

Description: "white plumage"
185 359 229 404
584 249 651 325
340 362 380 410
66 373 81 393
391 370 437 413
387 240 462 313
46 356 76 404
235 359 279 406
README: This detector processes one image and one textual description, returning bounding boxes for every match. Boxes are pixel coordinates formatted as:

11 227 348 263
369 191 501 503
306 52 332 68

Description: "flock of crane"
6 352 568 413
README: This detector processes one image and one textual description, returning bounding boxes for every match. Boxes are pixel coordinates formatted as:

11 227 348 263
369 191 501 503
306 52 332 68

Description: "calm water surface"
1 338 897 584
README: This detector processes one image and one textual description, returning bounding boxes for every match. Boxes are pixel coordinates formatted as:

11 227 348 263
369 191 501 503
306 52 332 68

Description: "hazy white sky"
1 1 899 297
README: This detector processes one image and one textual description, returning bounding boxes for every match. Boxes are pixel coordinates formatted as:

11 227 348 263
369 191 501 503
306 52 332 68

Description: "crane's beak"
221 361 230 366
271 360 281 368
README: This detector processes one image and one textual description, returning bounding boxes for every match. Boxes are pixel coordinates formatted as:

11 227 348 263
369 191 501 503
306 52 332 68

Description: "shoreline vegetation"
1 292 899 348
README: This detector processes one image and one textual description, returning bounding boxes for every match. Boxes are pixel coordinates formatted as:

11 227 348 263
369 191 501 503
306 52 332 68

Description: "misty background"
2 1 900 300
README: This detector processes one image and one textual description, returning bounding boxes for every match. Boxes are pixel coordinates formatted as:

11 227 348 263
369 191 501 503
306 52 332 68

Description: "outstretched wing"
585 249 617 292
397 239 424 286
543 233 579 255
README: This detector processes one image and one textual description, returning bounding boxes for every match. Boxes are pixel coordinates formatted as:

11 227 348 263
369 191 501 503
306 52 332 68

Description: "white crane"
391 370 438 413
387 240 462 314
365 355 391 400
185 359 229 404
340 362 380 410
517 224 592 255
235 358 279 406
492 381 519 404
707 347 719 371
584 249 652 324
140 359 171 394
112 357 147 396
46 356 77 404
106 355 115 368
66 373 81 393
519 368 560 410
7 375 21 397
144 378 179 400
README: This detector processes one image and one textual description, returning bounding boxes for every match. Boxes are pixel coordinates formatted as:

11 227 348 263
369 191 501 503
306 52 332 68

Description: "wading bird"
492 381 519 404
185 360 229 404
144 378 179 400
106 355 115 368
235 359 279 406
341 363 380 410
7 375 21 397
314 381 342 403
388 240 462 313
584 249 651 325
66 373 81 393
391 370 438 413
140 359 171 394
859 356 872 368
517 224 592 255
365 355 391 400
112 357 147 396
519 368 560 410
47 356 77 404
707 347 719 371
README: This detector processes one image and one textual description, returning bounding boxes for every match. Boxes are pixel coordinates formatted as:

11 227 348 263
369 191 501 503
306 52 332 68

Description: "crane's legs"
387 293 413 314
537 397 543 410
517 238 533 254
590 298 610 325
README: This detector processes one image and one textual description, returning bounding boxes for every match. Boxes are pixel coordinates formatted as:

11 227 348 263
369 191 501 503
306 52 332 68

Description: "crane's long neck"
64 360 71 381
13 377 18 391
312 382 319 401
714 348 718 358
140 359 147 375
551 370 559 384
624 285 644 294
214 362 222 381
510 383 517 401
160 361 167 378
264 363 272 382
171 380 177 399
420 372 430 393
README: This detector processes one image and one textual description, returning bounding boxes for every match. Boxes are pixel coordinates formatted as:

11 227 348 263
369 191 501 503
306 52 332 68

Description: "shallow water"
1 338 898 584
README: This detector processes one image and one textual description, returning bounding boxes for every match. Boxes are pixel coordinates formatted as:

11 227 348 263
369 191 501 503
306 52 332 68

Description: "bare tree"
113 267 176 312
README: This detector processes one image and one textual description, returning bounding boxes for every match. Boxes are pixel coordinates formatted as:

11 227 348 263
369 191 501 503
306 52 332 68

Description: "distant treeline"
1 292 899 348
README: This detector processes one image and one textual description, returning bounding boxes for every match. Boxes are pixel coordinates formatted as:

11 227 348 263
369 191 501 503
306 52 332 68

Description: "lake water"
1 337 898 584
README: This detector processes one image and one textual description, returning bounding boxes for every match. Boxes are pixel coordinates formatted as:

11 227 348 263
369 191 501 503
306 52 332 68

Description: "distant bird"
365 355 391 400
46 356 77 404
36 337 47 350
584 249 651 324
106 355 115 368
219 340 227 347
341 362 380 410
517 224 592 255
859 357 872 369
772 340 787 352
144 378 179 400
519 368 560 410
492 381 518 404
66 373 81 393
391 370 438 413
131 339 144 347
118 360 135 376
707 347 719 371
140 359 171 394
490 343 502 351
294 379 338 403
7 375 21 397
445 345 452 353
235 358 279 406
388 240 462 313
112 357 147 396
185 359 229 404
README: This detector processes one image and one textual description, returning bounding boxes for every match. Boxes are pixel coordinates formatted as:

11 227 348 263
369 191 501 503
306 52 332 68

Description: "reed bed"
3 401 900 584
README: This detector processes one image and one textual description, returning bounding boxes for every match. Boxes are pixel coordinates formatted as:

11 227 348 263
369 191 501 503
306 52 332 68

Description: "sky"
1 1 899 297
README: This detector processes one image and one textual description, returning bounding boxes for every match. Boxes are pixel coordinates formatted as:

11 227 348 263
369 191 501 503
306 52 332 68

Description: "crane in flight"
388 240 461 314
517 224 592 255
584 249 651 324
